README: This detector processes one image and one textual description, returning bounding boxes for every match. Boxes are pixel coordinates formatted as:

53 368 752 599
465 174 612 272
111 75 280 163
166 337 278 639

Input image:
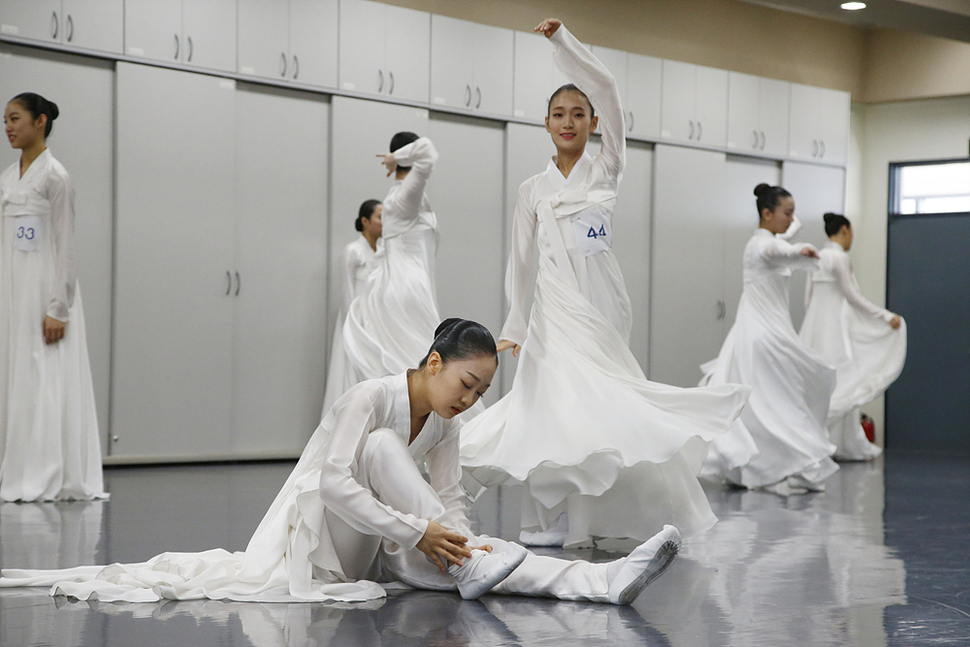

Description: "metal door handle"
225 271 232 296
51 11 58 39
465 84 471 107
688 120 695 140
388 71 394 95
760 131 766 150
187 36 193 62
174 33 180 60
475 86 481 109
292 54 299 79
819 140 826 158
812 139 819 157
377 69 383 93
234 271 241 296
697 121 703 141
280 52 287 77
753 130 759 149
628 110 634 131
66 14 73 42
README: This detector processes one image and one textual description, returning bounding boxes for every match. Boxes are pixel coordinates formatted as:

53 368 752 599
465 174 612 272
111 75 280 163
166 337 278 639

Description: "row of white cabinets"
0 0 850 165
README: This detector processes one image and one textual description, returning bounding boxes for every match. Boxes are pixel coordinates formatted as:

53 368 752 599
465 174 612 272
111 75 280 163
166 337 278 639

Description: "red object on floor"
860 413 876 443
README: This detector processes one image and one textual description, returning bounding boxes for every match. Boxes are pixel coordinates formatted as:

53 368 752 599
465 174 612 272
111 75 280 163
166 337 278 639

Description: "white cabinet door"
512 30 555 122
650 145 727 387
338 0 385 94
660 60 696 143
626 53 662 139
789 83 818 162
64 0 123 52
0 45 115 453
758 77 790 158
180 0 235 71
591 45 628 110
430 14 473 109
383 3 429 102
289 0 338 87
817 87 850 165
470 23 513 115
0 0 61 43
237 0 289 79
427 113 506 406
124 0 181 61
694 65 727 147
232 85 330 456
727 71 760 153
113 63 236 459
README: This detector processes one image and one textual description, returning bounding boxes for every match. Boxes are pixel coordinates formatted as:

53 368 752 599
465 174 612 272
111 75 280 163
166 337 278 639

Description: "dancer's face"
545 90 597 157
426 353 496 419
362 204 383 239
761 196 795 235
4 101 45 151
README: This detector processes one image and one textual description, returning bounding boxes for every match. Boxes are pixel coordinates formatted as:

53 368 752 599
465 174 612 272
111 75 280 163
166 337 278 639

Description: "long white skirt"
461 255 750 545
0 226 105 501
700 290 838 488
800 285 907 460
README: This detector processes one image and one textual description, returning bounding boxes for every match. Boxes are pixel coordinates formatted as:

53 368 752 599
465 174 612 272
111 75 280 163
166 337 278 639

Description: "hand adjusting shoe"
449 542 528 600
607 525 681 605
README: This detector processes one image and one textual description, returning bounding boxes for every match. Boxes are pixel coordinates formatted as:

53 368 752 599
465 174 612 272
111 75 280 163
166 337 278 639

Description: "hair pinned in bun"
418 318 498 368
389 131 419 172
10 92 58 137
823 212 851 237
754 184 792 220
355 199 381 232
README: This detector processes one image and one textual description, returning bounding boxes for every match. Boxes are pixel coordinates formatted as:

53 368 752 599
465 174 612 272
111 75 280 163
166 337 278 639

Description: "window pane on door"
895 161 970 215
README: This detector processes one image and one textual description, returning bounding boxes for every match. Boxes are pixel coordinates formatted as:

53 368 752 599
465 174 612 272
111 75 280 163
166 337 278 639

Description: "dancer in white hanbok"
700 184 838 495
1 319 681 606
0 93 105 502
322 199 383 418
460 19 749 548
800 213 906 460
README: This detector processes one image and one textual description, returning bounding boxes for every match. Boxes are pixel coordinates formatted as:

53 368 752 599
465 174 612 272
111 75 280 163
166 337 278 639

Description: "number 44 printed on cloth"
571 205 612 257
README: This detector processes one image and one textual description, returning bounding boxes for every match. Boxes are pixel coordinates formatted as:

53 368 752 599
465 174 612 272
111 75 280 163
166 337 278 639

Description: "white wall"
849 95 970 441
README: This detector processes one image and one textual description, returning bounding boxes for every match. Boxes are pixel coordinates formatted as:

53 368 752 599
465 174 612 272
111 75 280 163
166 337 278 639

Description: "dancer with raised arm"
460 19 749 548
700 184 838 495
800 213 906 460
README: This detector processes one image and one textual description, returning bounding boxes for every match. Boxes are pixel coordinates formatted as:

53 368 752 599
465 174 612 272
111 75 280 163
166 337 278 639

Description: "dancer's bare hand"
800 247 819 259
889 314 901 330
377 152 397 177
535 18 562 38
417 521 472 571
43 316 66 345
497 339 520 357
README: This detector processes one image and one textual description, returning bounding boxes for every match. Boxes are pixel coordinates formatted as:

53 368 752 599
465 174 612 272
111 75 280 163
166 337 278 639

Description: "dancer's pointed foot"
607 525 681 605
448 543 528 600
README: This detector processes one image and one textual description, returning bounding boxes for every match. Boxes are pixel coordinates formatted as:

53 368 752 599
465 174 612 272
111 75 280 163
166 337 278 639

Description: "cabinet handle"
377 69 384 93
812 139 818 158
688 120 695 140
752 130 759 149
174 33 179 60
280 52 287 77
628 110 634 132
465 84 471 107
235 271 241 297
66 14 73 42
819 140 826 158
388 71 395 95
225 271 232 296
51 11 58 39
760 131 766 150
697 121 703 141
475 86 481 109
292 54 299 80
187 36 193 62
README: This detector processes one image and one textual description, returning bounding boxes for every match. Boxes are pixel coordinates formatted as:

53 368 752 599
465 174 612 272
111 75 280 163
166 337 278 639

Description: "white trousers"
325 429 611 602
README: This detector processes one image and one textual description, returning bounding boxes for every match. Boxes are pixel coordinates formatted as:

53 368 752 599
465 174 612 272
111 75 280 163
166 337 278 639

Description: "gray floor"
1 452 967 646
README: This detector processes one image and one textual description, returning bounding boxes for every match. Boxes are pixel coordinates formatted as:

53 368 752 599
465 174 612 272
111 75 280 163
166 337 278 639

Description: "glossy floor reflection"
1 453 967 646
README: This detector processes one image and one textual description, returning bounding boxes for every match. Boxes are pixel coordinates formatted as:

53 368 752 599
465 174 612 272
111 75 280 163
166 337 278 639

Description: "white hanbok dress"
322 235 380 418
460 26 749 545
340 139 441 392
799 242 906 460
700 229 838 488
2 373 623 604
0 150 105 502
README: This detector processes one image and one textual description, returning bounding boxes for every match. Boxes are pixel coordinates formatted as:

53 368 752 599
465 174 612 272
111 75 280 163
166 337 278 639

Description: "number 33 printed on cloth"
14 215 43 252
571 204 612 257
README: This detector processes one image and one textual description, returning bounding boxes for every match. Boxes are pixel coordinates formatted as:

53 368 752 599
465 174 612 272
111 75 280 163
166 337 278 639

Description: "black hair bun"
354 218 363 232
434 318 464 338
47 100 59 121
823 212 836 223
754 183 771 198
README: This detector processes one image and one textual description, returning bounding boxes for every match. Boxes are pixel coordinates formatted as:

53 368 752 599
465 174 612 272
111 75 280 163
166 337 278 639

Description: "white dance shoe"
607 525 681 605
448 542 528 600
787 474 826 492
518 512 568 547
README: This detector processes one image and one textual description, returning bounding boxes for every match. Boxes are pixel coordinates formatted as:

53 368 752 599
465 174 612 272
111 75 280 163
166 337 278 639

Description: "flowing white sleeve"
45 167 77 322
499 180 537 346
318 387 428 549
550 26 625 181
342 243 362 310
424 419 472 537
832 253 894 323
384 137 438 223
760 236 820 272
